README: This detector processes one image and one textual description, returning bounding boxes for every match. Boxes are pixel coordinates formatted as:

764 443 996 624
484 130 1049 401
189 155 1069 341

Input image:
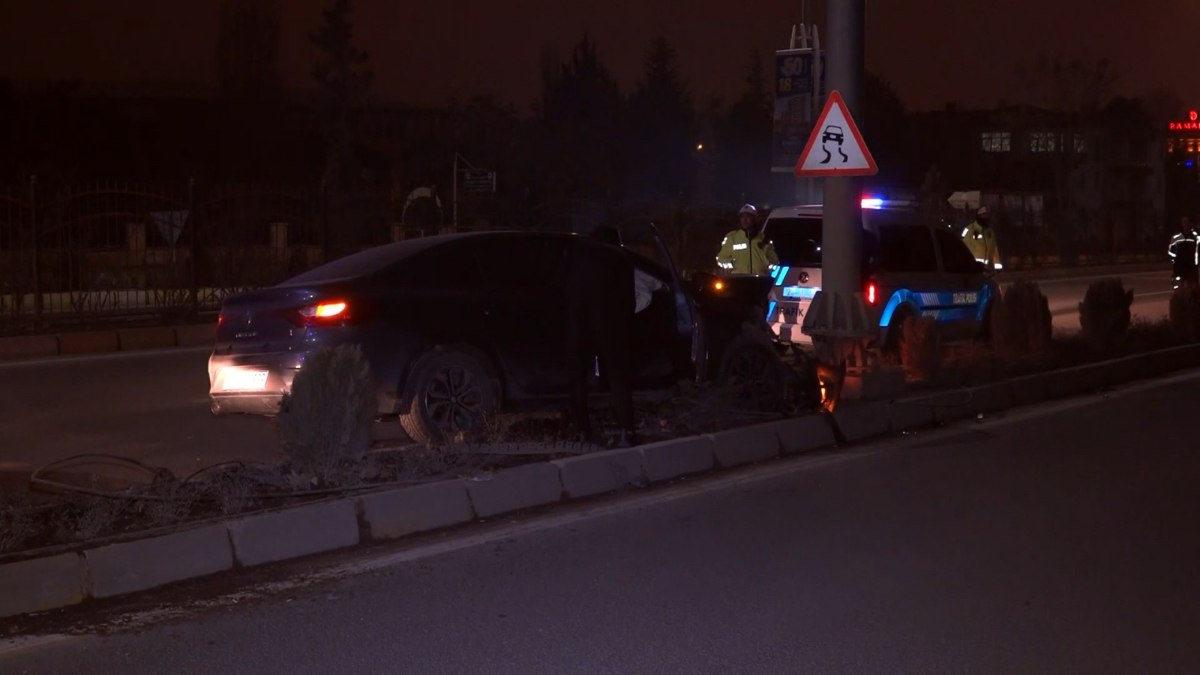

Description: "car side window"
471 235 569 291
934 228 980 274
879 226 938 273
377 240 483 289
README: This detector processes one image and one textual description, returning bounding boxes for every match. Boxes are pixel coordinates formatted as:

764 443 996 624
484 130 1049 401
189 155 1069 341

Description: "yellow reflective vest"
961 221 1001 269
716 229 779 275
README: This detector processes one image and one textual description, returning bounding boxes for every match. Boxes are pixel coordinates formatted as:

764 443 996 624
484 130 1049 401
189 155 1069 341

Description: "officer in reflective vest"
961 206 1003 270
1168 215 1200 289
715 204 779 275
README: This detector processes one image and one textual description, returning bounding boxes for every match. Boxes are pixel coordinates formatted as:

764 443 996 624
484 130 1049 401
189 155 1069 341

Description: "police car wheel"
718 333 785 411
400 350 498 444
883 306 916 359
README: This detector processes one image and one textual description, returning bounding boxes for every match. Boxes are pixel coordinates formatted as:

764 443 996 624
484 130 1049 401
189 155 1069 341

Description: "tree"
214 0 284 179
714 50 772 205
216 0 281 102
310 0 373 189
536 35 626 204
862 71 915 187
1013 53 1119 263
627 35 697 201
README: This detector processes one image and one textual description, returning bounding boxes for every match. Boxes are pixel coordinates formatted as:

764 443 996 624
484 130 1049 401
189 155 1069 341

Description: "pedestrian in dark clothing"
561 226 637 447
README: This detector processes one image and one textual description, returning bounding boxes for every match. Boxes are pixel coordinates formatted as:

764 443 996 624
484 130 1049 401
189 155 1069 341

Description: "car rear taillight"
866 281 878 305
295 300 350 326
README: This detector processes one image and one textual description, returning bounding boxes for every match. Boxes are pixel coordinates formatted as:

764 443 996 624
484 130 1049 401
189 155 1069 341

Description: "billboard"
772 48 824 173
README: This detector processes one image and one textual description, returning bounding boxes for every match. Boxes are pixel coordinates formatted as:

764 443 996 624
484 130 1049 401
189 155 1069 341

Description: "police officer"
561 225 637 447
1168 215 1200 289
961 206 1003 270
716 204 779 275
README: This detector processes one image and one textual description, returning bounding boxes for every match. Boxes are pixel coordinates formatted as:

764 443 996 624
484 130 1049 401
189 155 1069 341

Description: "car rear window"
277 236 462 286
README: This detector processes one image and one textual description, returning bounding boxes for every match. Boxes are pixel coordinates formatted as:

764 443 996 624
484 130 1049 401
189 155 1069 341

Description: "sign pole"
452 152 459 232
799 0 871 366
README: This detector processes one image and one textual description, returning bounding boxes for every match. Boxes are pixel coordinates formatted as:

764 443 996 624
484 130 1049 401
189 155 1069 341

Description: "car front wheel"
718 332 786 411
399 350 498 444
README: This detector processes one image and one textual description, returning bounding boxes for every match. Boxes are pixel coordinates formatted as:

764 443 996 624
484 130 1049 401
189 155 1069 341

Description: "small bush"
1169 286 1200 341
1078 278 1133 352
899 315 939 381
277 344 377 486
991 281 1052 357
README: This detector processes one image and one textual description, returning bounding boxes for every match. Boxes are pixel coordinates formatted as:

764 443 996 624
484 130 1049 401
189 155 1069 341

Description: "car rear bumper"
208 350 303 415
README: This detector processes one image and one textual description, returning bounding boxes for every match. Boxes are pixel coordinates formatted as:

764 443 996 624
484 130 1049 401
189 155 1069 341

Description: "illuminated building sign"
1169 110 1200 131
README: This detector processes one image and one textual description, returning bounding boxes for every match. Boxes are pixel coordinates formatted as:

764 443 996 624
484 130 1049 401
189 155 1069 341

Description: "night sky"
0 0 1195 113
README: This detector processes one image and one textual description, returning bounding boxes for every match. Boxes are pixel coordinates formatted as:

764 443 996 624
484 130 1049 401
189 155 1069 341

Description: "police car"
763 198 997 353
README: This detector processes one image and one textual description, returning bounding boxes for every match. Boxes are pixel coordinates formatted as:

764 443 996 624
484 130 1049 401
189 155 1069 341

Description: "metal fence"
0 180 402 335
0 178 1168 336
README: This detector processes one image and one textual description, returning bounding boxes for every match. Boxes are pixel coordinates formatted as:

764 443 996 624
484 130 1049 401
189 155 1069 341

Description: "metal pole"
30 175 41 326
802 0 869 360
188 178 198 318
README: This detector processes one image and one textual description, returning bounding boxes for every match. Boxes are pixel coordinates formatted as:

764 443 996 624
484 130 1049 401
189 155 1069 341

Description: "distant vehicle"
762 198 998 355
208 229 788 443
820 125 845 144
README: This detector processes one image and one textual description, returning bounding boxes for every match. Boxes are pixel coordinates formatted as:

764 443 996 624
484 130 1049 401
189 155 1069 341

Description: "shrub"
1078 278 1133 352
277 344 377 486
991 281 1052 357
899 315 939 381
1169 286 1200 341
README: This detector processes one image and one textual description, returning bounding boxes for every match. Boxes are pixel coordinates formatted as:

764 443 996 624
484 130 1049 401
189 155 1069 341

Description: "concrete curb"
0 334 58 361
639 436 716 483
56 331 119 356
464 463 563 519
117 326 177 351
5 342 1200 620
553 448 646 499
361 480 475 540
0 323 216 362
711 423 781 468
229 499 359 567
0 553 85 619
84 525 233 599
774 415 837 454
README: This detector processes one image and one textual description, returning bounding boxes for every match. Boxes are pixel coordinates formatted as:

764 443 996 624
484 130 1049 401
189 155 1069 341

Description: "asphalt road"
3 368 1198 674
0 267 1177 477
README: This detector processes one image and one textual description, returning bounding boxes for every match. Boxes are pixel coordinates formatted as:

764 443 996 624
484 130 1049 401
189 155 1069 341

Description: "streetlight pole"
801 0 871 366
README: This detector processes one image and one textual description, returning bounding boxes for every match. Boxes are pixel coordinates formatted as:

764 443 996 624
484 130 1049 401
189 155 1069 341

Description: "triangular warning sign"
795 90 878 176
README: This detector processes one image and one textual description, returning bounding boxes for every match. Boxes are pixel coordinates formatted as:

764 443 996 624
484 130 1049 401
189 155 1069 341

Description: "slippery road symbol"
819 125 848 164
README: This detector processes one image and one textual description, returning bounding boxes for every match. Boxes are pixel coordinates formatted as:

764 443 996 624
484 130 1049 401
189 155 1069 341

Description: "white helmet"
739 204 757 216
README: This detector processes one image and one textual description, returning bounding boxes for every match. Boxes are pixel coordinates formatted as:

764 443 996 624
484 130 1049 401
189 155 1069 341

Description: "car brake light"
298 300 350 324
866 282 877 305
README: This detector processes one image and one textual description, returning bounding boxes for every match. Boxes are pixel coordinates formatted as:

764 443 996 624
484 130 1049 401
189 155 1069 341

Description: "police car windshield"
767 217 823 266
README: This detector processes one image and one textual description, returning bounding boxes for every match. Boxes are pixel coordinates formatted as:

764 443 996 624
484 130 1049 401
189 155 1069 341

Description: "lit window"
1073 134 1087 154
981 132 1011 152
1169 139 1178 153
1029 131 1058 153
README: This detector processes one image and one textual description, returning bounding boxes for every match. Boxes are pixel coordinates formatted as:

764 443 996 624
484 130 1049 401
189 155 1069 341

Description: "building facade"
911 100 1164 261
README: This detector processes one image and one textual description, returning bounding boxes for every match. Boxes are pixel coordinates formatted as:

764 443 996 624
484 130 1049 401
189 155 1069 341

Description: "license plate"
222 368 269 392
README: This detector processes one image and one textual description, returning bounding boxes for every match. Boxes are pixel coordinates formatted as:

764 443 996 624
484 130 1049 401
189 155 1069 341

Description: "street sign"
794 90 877 177
462 169 496 193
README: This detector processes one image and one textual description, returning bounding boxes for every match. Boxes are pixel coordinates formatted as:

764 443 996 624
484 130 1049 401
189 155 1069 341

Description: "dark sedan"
208 230 786 442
